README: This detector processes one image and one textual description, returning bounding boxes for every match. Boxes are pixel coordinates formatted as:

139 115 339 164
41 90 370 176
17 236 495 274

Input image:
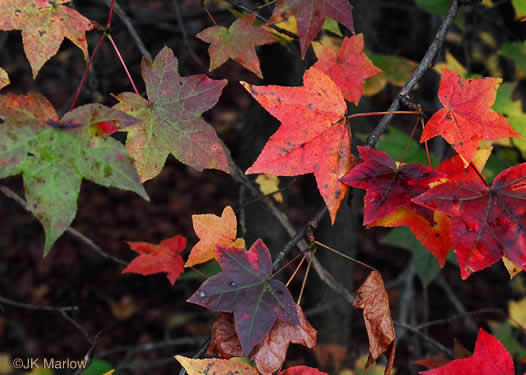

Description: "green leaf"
512 0 526 18
491 321 526 359
178 260 222 280
0 92 148 255
114 47 230 182
81 359 114 375
380 227 441 287
322 17 342 36
493 82 526 159
376 127 437 165
499 41 526 77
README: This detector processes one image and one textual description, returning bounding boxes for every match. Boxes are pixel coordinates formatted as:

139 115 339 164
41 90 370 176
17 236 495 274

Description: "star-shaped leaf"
197 14 276 78
420 69 520 165
123 235 187 285
113 46 230 182
268 0 354 58
0 92 148 255
313 35 381 104
0 0 93 77
242 67 359 223
208 305 316 375
413 162 526 279
187 239 299 355
419 329 514 375
185 206 245 267
339 146 444 225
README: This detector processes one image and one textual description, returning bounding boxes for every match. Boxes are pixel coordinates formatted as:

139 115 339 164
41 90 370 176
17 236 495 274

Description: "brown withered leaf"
353 271 395 375
208 305 317 375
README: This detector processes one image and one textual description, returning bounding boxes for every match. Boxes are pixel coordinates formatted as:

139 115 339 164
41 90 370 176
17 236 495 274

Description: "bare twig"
366 0 459 148
0 186 129 266
0 295 77 313
436 275 478 332
394 321 454 358
101 0 152 60
396 261 416 341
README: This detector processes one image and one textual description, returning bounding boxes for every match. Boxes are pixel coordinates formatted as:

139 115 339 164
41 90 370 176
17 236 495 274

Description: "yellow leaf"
503 257 522 279
434 51 466 76
509 297 526 328
255 174 284 203
176 356 259 375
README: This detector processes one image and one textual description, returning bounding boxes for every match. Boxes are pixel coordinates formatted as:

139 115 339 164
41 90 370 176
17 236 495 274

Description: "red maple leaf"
420 69 520 165
242 67 359 223
187 239 299 355
313 35 381 104
122 235 187 285
279 367 328 375
339 146 444 225
419 329 514 375
413 163 526 279
268 0 354 58
197 14 276 78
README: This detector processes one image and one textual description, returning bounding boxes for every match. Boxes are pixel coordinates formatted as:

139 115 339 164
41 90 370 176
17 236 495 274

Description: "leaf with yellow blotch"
113 47 229 182
354 271 395 375
255 174 284 203
185 206 245 267
0 68 9 90
0 0 93 78
175 356 259 375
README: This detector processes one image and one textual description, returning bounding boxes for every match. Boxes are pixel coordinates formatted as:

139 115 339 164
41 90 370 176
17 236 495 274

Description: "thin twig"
366 0 459 148
436 275 478 332
97 337 206 357
393 321 454 358
0 295 77 312
0 186 129 266
102 0 152 60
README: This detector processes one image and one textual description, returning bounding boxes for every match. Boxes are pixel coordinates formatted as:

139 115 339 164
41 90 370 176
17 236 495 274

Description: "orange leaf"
421 70 519 165
242 67 359 223
0 0 93 78
313 35 381 104
123 235 186 285
185 206 245 267
354 271 395 375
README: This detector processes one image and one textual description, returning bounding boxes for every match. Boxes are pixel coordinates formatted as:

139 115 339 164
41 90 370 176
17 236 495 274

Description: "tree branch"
366 0 459 148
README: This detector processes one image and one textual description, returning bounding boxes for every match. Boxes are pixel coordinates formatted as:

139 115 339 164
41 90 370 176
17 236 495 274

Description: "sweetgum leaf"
242 67 359 223
413 163 526 279
0 0 93 78
187 239 299 355
419 329 514 375
208 305 316 375
123 235 187 285
268 0 354 58
197 14 276 78
278 366 328 375
340 146 444 225
312 34 380 105
420 69 520 165
114 46 229 182
185 206 245 267
0 92 147 255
